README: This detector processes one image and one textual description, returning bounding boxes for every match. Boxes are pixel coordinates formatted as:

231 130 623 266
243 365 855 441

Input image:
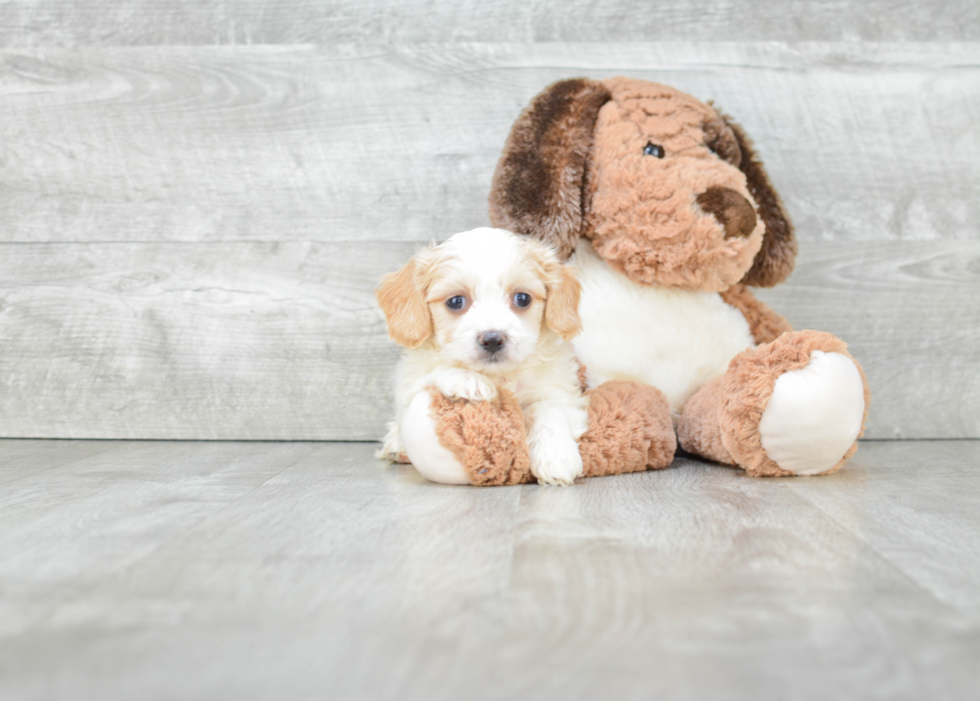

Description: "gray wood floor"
2 439 977 700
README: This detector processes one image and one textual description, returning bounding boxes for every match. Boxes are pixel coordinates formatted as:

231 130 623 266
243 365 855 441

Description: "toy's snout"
696 187 757 240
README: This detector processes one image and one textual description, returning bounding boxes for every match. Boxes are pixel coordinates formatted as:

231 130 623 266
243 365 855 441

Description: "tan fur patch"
543 262 583 340
376 257 433 349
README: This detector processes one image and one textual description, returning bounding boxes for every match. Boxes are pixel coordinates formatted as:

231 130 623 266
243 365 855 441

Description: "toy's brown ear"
489 78 612 260
710 111 798 287
376 256 432 349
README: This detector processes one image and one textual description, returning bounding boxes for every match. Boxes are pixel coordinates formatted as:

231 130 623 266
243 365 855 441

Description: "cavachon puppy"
376 227 591 486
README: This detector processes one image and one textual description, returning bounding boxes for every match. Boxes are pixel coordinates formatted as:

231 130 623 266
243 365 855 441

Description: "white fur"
419 367 498 402
759 350 865 475
569 240 755 417
524 399 588 486
382 228 588 486
430 230 547 373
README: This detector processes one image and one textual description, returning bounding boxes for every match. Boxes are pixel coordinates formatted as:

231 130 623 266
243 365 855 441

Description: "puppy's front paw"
530 436 584 486
430 368 498 402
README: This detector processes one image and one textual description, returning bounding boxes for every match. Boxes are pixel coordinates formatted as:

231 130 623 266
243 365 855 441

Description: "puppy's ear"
489 78 612 260
376 255 432 349
544 263 583 341
708 109 798 288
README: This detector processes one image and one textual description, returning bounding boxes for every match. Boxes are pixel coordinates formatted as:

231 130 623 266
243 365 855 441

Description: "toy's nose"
696 187 757 239
479 331 506 354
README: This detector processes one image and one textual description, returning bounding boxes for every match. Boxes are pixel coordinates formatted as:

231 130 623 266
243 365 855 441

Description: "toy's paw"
428 368 498 402
428 387 533 486
759 350 866 475
581 380 677 476
530 434 584 486
721 330 870 477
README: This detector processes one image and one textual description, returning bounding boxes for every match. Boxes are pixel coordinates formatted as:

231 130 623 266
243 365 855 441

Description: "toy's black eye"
446 295 466 310
643 142 665 158
514 292 531 308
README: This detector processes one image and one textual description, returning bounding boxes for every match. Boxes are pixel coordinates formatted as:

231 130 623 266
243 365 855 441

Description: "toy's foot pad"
759 350 865 475
400 391 472 484
721 330 871 477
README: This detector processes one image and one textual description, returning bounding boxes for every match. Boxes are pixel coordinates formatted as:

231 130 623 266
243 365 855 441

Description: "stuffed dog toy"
487 77 871 477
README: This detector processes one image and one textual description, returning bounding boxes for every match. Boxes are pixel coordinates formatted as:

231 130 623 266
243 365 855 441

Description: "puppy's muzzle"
478 330 507 356
696 187 757 239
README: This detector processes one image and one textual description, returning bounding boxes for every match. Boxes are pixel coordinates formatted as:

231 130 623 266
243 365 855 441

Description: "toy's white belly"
569 242 755 414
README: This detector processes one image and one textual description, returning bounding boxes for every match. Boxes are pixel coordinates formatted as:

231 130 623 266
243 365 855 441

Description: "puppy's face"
377 228 580 374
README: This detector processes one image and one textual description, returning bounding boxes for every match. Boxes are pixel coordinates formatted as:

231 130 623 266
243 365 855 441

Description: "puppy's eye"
643 142 665 158
513 292 531 308
446 295 466 311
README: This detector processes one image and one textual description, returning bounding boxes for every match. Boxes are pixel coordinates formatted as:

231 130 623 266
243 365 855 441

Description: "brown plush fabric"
430 387 534 486
489 78 798 293
720 116 798 288
428 380 675 485
676 376 735 465
489 78 612 260
579 381 676 476
720 284 793 345
702 110 742 167
583 78 765 291
696 187 757 240
718 330 871 477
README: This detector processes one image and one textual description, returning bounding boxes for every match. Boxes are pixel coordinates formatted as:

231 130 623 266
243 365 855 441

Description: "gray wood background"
0 4 977 440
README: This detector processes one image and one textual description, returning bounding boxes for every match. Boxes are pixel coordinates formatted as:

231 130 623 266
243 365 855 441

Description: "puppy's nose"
696 187 757 239
479 331 507 354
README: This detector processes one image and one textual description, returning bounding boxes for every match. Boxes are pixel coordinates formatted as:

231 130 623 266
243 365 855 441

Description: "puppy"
375 227 588 486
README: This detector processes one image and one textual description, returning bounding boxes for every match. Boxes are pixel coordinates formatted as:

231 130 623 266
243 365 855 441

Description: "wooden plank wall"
0 5 977 440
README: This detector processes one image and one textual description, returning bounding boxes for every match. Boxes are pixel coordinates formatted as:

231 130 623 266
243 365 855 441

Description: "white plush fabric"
399 391 471 485
759 351 866 475
569 240 756 415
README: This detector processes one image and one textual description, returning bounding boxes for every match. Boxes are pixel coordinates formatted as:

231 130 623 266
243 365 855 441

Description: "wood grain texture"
0 439 976 700
0 42 976 440
0 43 976 244
0 241 409 439
0 239 975 440
0 0 976 45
